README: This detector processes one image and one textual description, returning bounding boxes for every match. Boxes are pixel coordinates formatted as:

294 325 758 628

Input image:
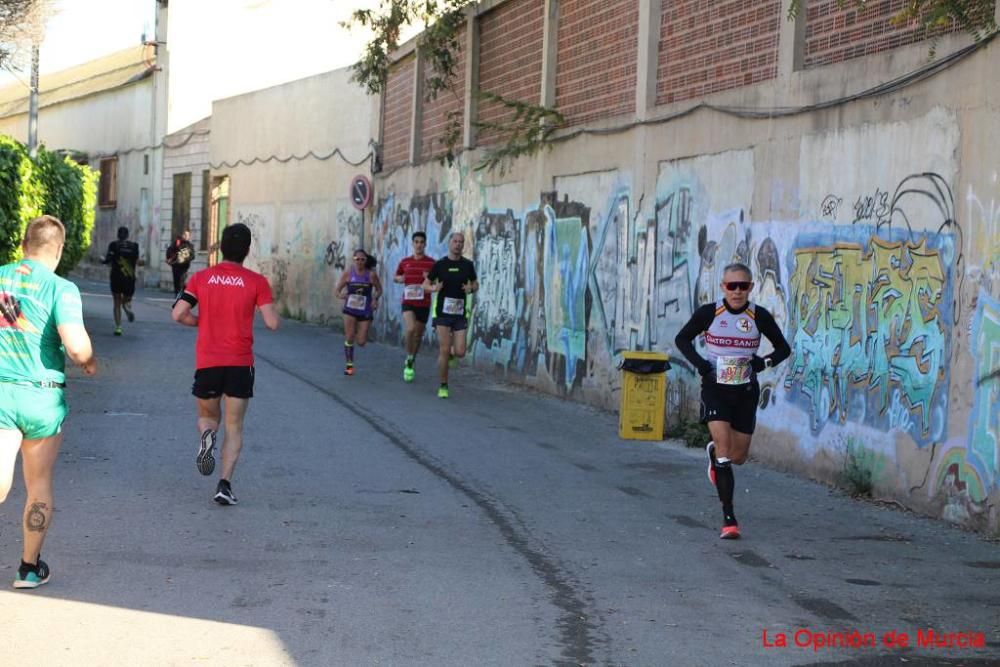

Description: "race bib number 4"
716 356 751 385
442 296 464 315
347 294 368 311
404 284 425 300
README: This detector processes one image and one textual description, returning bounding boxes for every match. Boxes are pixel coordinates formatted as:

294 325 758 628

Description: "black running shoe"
13 558 50 589
197 429 216 476
214 479 238 505
123 302 135 322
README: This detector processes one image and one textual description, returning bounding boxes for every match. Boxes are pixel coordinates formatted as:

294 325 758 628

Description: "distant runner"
394 231 435 382
423 232 478 399
335 250 382 376
102 226 140 336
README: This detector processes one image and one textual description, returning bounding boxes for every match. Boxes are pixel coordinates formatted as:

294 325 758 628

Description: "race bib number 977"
716 356 751 385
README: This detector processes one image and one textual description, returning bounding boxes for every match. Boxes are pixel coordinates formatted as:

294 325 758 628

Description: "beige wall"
0 79 161 264
210 66 375 322
371 34 1000 533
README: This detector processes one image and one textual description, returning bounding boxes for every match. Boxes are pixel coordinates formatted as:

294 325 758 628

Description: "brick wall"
656 0 781 106
803 0 968 69
382 0 969 145
420 31 467 161
477 0 545 146
556 0 638 126
382 55 415 169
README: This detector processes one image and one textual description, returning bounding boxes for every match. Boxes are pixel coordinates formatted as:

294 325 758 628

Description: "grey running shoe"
197 429 216 476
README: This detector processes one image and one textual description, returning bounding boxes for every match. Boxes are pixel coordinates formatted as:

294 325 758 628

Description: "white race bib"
716 356 751 385
347 294 367 310
404 284 424 300
443 296 464 315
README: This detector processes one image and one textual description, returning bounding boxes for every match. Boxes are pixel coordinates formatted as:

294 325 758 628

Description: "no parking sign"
350 175 372 211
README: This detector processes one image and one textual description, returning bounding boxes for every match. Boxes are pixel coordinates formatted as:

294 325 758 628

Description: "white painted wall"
209 66 376 323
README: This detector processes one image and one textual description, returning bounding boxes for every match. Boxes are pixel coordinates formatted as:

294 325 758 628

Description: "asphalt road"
0 280 998 667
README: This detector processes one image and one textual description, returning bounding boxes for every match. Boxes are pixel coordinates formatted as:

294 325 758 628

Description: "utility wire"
551 32 997 143
210 146 373 170
380 31 996 174
85 129 211 160
92 31 997 176
87 131 374 172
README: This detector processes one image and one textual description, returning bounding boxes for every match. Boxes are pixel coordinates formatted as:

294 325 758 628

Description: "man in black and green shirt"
103 226 140 336
423 232 478 399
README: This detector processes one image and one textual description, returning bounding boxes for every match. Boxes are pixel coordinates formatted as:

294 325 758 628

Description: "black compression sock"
715 461 737 524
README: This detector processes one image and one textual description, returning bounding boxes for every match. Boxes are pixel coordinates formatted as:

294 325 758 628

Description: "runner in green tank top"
0 216 98 589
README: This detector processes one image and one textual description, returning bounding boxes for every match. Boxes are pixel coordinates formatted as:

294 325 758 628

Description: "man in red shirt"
171 223 280 505
394 231 435 382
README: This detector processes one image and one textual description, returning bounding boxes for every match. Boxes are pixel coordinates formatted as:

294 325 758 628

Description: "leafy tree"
0 136 97 273
0 134 43 264
0 0 53 74
34 148 98 275
343 0 563 174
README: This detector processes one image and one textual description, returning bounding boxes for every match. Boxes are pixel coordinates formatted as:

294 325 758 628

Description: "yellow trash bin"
618 351 671 441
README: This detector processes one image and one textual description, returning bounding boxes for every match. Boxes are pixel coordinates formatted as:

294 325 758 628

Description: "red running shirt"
185 262 274 369
395 255 436 307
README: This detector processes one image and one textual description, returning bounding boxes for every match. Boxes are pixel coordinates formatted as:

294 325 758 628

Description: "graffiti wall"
368 107 999 532
234 199 361 323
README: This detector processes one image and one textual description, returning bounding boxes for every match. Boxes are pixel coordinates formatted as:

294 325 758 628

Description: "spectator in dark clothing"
166 230 195 297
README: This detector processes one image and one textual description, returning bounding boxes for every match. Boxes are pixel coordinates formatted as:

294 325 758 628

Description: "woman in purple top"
335 250 382 376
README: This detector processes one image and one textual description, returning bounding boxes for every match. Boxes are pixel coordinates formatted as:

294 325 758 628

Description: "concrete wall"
371 33 1000 533
0 80 160 264
209 66 375 323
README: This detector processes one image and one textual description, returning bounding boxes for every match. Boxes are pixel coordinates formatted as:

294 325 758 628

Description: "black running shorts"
402 304 430 324
700 380 760 434
192 366 255 399
110 275 136 297
432 314 468 331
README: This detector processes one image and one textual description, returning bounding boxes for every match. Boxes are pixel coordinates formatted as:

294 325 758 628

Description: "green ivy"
0 136 97 273
35 148 98 275
0 135 38 264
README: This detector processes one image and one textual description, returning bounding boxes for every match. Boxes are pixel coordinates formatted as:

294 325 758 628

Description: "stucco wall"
0 80 160 264
372 40 1000 533
209 67 375 323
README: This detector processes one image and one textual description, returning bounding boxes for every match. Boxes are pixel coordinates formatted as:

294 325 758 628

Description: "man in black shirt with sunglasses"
675 263 790 539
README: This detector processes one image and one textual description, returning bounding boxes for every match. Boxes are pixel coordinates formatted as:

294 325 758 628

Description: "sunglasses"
724 281 752 291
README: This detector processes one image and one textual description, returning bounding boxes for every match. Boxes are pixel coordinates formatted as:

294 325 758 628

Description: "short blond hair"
24 215 66 252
